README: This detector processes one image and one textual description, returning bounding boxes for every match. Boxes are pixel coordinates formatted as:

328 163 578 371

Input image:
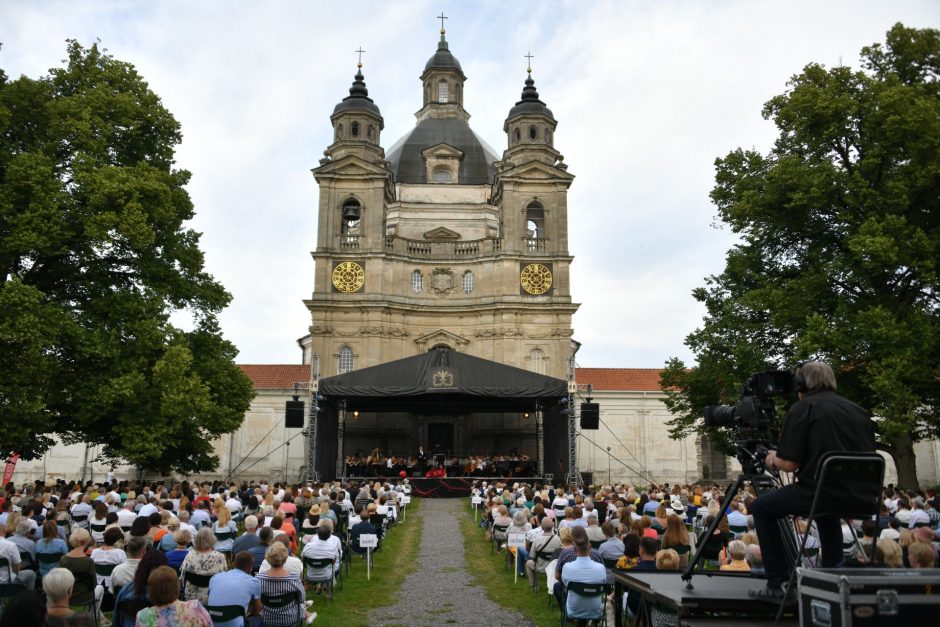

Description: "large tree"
0 41 254 474
661 23 940 490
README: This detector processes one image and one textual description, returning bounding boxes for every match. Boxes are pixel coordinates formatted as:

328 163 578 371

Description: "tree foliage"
662 24 940 489
0 41 254 474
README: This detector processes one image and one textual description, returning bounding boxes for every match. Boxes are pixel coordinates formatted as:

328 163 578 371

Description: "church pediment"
414 329 470 349
497 159 575 182
423 227 462 241
421 143 465 160
313 154 390 178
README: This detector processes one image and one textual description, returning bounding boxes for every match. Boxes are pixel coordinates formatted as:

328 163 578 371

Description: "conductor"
749 361 875 600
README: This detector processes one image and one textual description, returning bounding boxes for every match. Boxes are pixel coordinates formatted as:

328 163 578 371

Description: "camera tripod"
682 454 799 588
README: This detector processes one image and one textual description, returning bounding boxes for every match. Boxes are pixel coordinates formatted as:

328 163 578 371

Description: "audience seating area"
469 480 940 625
0 477 413 625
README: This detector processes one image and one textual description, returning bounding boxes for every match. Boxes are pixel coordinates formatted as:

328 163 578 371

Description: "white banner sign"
401 495 411 505
358 534 378 548
507 533 527 548
471 495 482 505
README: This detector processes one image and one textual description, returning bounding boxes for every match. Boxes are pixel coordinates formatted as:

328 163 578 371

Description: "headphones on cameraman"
793 360 810 394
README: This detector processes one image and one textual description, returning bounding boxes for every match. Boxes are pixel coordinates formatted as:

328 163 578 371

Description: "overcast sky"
3 1 937 369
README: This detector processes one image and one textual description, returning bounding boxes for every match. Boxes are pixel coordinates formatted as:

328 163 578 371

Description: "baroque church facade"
302 27 576 381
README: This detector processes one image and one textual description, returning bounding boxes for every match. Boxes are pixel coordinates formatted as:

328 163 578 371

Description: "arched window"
432 167 453 184
438 79 449 103
529 125 538 141
411 270 423 293
462 271 474 294
340 199 361 235
351 121 360 137
529 349 546 375
526 201 545 250
338 346 355 374
513 128 521 145
336 124 344 140
367 125 376 141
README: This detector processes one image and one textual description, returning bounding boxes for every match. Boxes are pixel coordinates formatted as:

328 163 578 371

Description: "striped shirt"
257 572 305 625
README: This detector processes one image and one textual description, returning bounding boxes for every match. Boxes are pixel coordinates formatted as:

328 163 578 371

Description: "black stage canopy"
318 347 566 412
313 348 569 480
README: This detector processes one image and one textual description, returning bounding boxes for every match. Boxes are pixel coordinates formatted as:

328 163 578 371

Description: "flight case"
797 567 940 626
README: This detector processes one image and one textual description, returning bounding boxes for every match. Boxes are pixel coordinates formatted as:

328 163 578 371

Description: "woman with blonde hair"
59 528 103 617
876 538 903 568
212 504 237 556
43 567 97 626
656 548 680 571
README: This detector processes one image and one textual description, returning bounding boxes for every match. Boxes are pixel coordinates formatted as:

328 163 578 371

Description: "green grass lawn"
459 503 561 627
306 498 424 627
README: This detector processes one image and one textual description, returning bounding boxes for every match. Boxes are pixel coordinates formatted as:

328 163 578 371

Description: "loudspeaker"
285 400 305 428
580 403 599 429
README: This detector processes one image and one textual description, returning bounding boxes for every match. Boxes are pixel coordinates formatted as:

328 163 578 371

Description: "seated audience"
43 568 96 627
135 565 211 626
301 521 342 583
36 519 68 577
559 525 607 620
207 551 262 627
59 528 101 616
110 536 146 594
256 543 316 626
180 528 227 604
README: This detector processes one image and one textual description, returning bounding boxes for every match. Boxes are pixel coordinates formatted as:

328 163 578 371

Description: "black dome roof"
386 117 498 185
507 74 554 120
332 70 383 121
424 33 463 73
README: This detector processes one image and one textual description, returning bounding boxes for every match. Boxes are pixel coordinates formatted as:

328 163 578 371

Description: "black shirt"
775 390 875 494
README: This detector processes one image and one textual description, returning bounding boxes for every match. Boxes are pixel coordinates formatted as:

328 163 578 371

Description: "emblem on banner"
428 367 458 390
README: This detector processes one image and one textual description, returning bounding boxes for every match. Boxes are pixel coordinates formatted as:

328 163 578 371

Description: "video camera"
704 370 794 474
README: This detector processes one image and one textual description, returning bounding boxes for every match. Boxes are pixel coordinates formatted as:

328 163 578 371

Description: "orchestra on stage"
343 447 535 478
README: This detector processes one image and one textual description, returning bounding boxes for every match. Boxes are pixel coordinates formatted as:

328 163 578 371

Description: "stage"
345 476 543 498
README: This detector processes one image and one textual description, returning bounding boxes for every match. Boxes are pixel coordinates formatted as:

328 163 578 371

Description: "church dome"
332 69 382 120
386 117 499 184
507 74 554 120
424 33 463 72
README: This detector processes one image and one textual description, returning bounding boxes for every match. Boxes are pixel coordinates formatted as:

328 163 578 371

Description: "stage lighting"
522 412 530 420
352 410 360 418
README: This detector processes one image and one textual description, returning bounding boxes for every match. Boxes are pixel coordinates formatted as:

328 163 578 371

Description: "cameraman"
749 361 875 601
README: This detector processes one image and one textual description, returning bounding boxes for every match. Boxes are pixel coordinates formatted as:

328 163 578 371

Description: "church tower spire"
503 58 560 167
328 52 384 162
418 14 468 121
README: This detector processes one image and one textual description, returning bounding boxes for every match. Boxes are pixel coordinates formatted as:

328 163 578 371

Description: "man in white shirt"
190 502 212 529
301 522 342 582
259 534 303 577
137 497 158 519
225 492 243 515
70 496 94 528
895 497 912 525
110 536 146 593
909 497 931 528
0 527 35 588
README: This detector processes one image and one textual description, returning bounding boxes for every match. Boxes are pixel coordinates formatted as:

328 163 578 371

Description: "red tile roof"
238 364 663 392
575 368 663 391
238 364 311 389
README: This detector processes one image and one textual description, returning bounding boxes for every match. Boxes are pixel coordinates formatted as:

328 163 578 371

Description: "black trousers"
750 483 842 586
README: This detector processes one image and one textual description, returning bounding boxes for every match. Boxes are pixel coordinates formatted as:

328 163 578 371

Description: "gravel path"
367 498 536 626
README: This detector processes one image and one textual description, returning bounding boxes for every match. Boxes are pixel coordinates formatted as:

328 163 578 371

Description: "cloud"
2 0 937 367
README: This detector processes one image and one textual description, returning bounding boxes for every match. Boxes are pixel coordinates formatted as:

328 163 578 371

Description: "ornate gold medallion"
520 263 552 295
331 261 365 293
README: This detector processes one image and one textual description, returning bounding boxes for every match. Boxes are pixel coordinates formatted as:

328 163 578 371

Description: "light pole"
607 446 611 485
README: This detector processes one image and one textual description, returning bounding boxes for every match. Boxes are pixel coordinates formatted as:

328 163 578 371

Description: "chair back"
71 514 88 524
205 604 248 624
261 590 302 609
95 563 116 577
117 598 151 621
812 451 885 518
183 571 213 588
304 557 334 570
602 557 620 569
589 539 603 549
37 552 63 566
566 580 609 598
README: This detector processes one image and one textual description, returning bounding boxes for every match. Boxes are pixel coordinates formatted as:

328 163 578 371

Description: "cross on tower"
525 51 535 73
355 47 366 68
437 12 448 32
